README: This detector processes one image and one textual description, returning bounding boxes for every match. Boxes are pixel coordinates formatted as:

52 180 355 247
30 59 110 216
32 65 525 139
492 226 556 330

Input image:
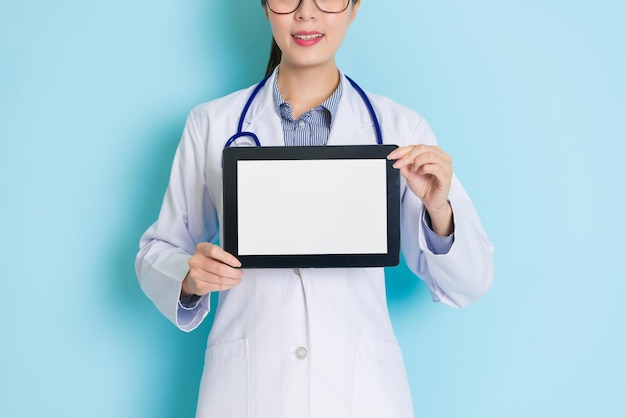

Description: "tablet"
222 145 400 268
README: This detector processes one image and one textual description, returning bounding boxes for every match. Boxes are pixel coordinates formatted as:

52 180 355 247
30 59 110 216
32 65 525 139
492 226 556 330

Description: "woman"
136 0 494 416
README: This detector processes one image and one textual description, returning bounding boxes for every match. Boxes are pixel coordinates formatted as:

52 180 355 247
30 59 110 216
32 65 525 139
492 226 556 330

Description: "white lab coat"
136 71 494 418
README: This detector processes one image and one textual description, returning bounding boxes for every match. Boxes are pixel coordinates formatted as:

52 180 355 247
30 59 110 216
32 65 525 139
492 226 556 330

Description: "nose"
295 0 318 20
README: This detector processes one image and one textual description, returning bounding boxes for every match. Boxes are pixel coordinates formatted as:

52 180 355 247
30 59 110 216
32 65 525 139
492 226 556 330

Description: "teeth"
295 34 323 40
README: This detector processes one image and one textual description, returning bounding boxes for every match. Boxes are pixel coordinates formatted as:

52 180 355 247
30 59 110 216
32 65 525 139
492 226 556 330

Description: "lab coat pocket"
196 339 248 418
352 336 413 418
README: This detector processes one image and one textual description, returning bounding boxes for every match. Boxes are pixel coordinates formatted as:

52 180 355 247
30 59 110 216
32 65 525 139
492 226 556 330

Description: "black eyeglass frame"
266 0 351 15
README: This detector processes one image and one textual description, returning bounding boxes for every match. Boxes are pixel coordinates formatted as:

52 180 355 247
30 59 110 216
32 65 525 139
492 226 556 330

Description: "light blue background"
1 0 624 417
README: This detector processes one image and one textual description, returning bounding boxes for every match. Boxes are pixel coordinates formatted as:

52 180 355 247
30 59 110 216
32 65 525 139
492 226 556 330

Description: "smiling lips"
292 31 324 46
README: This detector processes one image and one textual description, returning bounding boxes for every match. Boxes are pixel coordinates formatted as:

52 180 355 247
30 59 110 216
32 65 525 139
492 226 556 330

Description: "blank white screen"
237 159 388 256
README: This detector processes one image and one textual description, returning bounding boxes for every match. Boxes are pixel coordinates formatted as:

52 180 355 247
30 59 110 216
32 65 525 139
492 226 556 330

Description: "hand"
181 243 243 297
388 145 454 235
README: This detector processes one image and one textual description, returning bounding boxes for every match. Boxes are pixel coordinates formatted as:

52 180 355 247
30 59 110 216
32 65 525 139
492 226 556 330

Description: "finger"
388 146 418 169
186 267 243 294
387 146 414 160
413 162 451 178
390 145 447 169
196 243 242 268
411 149 452 172
189 274 240 294
387 144 445 159
399 157 452 184
201 272 242 289
190 255 244 281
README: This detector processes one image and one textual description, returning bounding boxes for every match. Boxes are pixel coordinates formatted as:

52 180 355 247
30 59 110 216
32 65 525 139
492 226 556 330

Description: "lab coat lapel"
327 74 377 146
242 72 284 147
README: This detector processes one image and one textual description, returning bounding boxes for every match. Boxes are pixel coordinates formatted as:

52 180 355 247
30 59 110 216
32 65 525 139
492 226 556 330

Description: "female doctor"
136 0 494 417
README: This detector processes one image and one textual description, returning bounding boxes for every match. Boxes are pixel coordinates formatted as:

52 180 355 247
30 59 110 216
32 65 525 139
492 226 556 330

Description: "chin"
283 55 336 71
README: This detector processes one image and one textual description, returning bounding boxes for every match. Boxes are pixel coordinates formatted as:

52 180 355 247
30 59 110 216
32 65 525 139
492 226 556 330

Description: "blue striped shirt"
273 74 342 146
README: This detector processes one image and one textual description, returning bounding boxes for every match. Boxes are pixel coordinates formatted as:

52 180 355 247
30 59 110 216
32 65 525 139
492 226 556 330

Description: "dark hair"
265 38 282 77
261 0 360 77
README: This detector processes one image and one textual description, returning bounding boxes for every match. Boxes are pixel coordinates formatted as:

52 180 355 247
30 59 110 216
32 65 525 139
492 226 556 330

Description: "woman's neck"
276 61 340 120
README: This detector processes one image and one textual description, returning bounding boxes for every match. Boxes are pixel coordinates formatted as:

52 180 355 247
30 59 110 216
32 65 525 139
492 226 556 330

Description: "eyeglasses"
266 0 351 14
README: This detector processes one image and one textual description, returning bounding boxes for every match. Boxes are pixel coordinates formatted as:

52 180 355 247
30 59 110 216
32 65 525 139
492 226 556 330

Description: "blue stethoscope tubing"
224 75 383 148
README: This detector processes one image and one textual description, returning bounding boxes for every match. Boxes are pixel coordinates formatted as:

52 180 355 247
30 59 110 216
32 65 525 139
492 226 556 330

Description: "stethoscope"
224 75 383 148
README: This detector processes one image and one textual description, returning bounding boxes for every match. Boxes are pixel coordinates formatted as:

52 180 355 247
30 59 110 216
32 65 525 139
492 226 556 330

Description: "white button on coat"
295 347 307 360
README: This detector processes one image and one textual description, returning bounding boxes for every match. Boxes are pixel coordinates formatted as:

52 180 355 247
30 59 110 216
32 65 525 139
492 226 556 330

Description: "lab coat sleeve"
135 108 218 331
401 118 494 308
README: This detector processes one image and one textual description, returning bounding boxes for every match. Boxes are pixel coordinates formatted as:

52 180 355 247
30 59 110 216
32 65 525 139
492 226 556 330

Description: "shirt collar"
272 69 343 127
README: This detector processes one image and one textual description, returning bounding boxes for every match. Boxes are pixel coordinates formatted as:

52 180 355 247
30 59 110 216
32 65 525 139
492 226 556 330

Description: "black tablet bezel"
222 145 400 268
